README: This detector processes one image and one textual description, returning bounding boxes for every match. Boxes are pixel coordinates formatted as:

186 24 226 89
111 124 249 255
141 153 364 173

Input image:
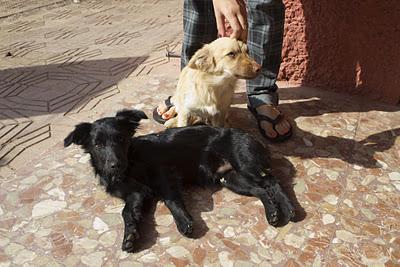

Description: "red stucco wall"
279 0 400 105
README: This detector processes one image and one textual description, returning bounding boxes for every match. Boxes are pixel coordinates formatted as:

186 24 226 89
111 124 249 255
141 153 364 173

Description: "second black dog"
64 109 295 252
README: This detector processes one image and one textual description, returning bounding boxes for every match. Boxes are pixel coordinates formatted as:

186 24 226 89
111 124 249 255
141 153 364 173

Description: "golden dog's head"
188 37 261 79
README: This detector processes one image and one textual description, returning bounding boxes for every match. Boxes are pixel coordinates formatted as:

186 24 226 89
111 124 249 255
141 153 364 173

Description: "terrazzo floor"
1 1 400 266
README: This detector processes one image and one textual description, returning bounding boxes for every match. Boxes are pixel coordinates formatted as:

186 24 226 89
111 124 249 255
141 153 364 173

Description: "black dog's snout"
109 161 122 171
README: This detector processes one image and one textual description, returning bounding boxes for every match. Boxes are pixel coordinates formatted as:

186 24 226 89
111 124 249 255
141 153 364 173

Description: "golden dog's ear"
188 45 215 72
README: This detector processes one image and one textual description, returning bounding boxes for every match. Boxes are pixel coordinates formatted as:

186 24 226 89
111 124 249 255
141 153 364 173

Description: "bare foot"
255 105 291 139
156 101 176 120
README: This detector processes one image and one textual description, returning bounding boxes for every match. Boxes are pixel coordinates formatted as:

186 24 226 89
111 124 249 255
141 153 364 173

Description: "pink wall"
279 0 400 105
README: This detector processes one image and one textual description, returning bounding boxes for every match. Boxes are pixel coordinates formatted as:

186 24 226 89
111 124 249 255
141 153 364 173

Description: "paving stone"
32 200 67 218
80 251 105 267
284 233 305 248
92 217 109 234
14 249 37 265
166 246 190 258
137 252 159 263
99 230 117 247
323 195 339 205
322 214 335 225
336 230 358 243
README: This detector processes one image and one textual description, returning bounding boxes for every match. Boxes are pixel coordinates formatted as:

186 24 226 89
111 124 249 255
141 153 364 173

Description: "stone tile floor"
1 1 400 266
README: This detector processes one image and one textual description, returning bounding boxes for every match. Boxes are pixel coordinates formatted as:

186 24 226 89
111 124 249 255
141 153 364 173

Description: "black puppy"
64 109 295 252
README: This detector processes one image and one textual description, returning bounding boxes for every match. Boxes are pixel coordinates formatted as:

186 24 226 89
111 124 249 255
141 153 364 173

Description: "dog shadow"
132 184 219 252
134 86 398 248
227 89 399 223
132 171 302 251
178 162 306 232
270 156 307 225
182 184 221 238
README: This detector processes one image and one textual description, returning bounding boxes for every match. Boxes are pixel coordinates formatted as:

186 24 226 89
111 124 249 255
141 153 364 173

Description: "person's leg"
247 0 292 140
155 0 218 121
181 0 218 68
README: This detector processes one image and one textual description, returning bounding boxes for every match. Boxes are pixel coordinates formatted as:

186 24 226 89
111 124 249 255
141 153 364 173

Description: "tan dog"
164 37 260 128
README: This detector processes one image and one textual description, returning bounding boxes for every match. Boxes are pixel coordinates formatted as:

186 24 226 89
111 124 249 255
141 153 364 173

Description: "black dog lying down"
64 109 295 252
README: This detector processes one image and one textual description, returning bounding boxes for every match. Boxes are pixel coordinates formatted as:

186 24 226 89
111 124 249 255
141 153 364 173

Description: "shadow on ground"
0 56 148 119
231 88 400 169
0 56 148 166
109 84 400 249
128 150 305 251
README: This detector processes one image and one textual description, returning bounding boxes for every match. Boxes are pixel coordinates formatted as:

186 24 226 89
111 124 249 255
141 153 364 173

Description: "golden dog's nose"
253 62 261 73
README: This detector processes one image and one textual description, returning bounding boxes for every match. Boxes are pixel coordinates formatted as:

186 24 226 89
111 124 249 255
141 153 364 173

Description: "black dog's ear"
64 123 92 147
116 109 148 122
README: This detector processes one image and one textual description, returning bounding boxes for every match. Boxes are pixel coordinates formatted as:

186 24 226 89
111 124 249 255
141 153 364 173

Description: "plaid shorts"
182 0 285 106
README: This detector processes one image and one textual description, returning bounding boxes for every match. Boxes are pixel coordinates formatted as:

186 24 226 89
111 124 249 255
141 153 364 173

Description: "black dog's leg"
198 151 226 185
198 151 233 185
159 169 193 236
220 170 280 226
163 190 194 237
164 199 193 237
260 174 296 223
121 191 146 252
198 152 215 182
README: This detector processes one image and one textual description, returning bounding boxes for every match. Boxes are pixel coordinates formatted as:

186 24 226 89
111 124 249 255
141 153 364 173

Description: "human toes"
275 119 291 136
157 103 168 115
260 121 278 138
162 106 176 120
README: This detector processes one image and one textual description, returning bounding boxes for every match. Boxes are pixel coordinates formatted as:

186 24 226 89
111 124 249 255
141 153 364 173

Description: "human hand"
212 0 247 41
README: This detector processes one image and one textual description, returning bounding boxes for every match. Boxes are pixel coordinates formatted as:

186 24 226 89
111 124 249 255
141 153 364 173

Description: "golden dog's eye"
226 52 236 58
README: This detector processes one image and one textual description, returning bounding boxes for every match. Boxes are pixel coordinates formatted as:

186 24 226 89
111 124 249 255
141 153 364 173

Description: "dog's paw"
164 117 177 128
175 217 194 237
122 230 140 252
288 209 296 221
272 188 296 224
266 210 279 226
280 200 296 223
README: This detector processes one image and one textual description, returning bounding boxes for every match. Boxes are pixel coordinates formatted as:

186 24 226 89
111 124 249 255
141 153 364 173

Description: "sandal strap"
254 113 285 126
248 105 285 125
165 96 173 109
